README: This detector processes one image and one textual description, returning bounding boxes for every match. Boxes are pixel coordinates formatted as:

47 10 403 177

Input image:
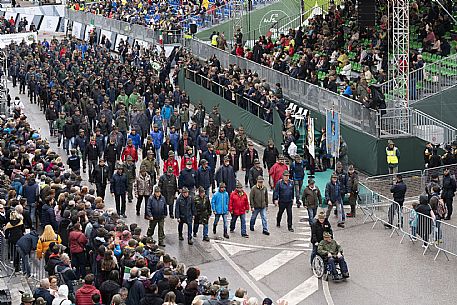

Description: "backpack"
55 265 70 286
144 250 160 272
437 198 447 218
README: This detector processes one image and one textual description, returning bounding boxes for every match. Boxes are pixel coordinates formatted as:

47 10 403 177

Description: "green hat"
282 170 290 176
186 160 193 165
323 232 332 238
21 293 35 303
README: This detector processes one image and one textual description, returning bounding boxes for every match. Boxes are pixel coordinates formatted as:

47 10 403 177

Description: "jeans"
16 246 30 276
388 201 403 227
327 256 349 276
64 137 75 154
307 207 317 226
178 219 193 240
71 252 86 279
230 214 247 235
294 180 304 204
310 244 318 265
326 201 345 224
114 193 126 215
214 214 228 233
277 202 293 228
193 222 209 238
435 216 442 241
155 148 161 166
27 203 36 228
444 197 453 218
250 208 268 232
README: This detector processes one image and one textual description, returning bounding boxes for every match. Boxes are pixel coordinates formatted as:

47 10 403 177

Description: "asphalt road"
10 71 457 305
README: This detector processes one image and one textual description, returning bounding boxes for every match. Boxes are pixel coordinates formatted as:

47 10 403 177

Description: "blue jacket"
196 166 211 189
152 115 164 130
110 172 128 195
11 180 22 197
41 203 57 230
175 195 196 221
146 195 168 219
128 133 142 150
151 130 164 148
16 231 39 253
325 181 342 203
178 168 197 189
161 105 173 120
211 190 229 214
22 180 39 205
390 181 407 203
273 179 294 203
290 161 305 180
169 131 180 151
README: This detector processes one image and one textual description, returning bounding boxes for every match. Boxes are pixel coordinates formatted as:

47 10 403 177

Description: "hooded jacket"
33 287 54 305
75 284 102 305
16 231 39 253
124 277 145 305
5 218 25 243
211 190 229 215
51 285 69 305
229 190 250 216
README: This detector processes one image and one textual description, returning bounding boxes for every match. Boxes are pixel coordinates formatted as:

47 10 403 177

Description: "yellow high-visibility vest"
211 35 219 46
386 147 398 165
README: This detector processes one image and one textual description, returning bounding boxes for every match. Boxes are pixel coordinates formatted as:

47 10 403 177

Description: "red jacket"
164 158 180 176
229 191 250 216
269 162 288 187
75 284 102 305
121 145 138 162
68 230 88 254
180 155 198 171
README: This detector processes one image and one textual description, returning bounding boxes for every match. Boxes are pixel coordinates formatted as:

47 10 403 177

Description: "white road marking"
249 250 303 281
291 243 310 248
214 240 311 251
278 276 319 305
295 231 311 235
221 244 255 256
322 279 335 305
211 240 267 300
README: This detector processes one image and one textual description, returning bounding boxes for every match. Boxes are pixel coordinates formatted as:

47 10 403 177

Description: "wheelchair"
312 254 346 281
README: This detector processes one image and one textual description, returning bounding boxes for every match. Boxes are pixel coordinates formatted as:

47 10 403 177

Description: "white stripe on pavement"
249 250 302 281
221 244 255 256
278 276 319 305
291 242 311 248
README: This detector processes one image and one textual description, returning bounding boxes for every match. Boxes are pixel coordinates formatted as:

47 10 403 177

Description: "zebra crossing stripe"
248 250 303 281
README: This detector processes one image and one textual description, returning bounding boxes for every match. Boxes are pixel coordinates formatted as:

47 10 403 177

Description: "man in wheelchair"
317 232 350 280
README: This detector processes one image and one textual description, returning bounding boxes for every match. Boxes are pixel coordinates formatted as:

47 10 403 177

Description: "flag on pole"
159 30 163 45
307 117 315 159
326 109 340 157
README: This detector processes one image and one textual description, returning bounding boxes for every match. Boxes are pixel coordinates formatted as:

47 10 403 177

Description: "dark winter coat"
194 194 211 224
215 165 236 194
311 219 333 245
175 195 196 222
110 172 128 195
390 180 407 204
196 166 211 189
41 203 58 230
146 195 168 219
273 179 294 204
16 231 39 253
178 168 197 189
442 175 456 199
124 278 145 305
263 146 279 169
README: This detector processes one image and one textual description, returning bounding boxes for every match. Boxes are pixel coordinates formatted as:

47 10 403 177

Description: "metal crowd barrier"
399 205 435 255
358 182 457 260
184 68 274 124
364 170 424 200
186 38 380 137
422 163 457 185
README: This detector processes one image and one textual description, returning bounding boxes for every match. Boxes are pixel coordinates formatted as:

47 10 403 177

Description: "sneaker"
179 235 184 241
242 234 249 238
223 233 229 239
136 211 140 216
250 227 255 231
337 223 345 228
203 236 210 241
193 233 197 237
170 215 175 219
122 214 127 218
188 240 193 245
230 229 234 233
288 228 294 232
262 231 270 236
276 223 280 228
383 223 392 229
342 272 350 278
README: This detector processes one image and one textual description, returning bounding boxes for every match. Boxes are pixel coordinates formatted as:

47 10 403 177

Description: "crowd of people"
67 0 216 34
0 34 354 305
0 16 36 35
207 0 456 109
